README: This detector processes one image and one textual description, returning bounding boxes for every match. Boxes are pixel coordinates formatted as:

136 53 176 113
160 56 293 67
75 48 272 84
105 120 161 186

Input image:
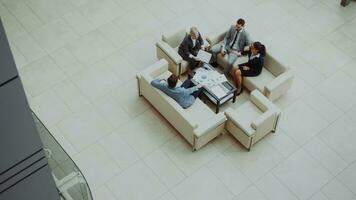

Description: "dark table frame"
192 63 236 113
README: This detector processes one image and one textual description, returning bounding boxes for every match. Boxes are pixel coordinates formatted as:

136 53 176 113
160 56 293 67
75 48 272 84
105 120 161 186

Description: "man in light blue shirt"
151 74 203 109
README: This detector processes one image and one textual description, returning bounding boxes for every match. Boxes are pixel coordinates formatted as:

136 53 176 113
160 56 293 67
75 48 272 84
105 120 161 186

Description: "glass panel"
32 112 93 200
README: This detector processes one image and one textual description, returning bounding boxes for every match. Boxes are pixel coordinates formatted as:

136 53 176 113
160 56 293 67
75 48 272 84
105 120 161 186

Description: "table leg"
178 63 182 78
216 101 220 113
233 92 236 103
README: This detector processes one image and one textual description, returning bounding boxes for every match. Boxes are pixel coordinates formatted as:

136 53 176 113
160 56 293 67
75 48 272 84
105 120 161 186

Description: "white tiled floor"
2 0 356 199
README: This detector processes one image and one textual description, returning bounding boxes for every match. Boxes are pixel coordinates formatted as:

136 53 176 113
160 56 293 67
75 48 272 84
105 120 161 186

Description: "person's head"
235 18 245 31
167 74 178 88
250 41 266 56
190 27 200 40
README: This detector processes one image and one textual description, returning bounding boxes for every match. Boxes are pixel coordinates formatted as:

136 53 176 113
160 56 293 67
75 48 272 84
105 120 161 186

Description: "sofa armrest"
264 54 288 76
225 108 255 137
251 110 277 130
138 59 169 79
250 90 277 112
162 28 187 47
206 30 227 46
193 113 226 138
265 70 294 101
156 41 182 65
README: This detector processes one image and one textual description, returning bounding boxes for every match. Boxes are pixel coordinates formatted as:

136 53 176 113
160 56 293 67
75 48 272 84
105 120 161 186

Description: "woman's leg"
234 69 242 94
223 52 238 75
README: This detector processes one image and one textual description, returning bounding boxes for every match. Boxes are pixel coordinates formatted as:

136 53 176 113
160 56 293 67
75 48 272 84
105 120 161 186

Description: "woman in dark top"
234 41 266 95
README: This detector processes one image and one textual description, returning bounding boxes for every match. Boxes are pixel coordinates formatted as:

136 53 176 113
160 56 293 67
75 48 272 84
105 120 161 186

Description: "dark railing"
32 112 93 200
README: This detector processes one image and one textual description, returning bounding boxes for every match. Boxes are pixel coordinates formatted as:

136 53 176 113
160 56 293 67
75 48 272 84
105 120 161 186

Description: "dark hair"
253 41 266 56
237 18 245 26
167 74 178 88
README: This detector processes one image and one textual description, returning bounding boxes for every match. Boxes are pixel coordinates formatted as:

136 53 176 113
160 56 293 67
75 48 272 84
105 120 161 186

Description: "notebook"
197 50 212 63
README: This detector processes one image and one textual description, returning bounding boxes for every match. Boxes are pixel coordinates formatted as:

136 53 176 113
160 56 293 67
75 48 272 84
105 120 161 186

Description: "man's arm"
198 33 204 46
222 26 233 49
243 31 252 51
183 85 201 95
179 38 192 59
151 79 167 91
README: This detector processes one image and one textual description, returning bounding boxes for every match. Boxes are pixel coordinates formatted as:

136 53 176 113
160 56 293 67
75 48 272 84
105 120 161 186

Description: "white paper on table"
196 50 212 63
210 85 227 99
216 74 227 83
193 67 228 88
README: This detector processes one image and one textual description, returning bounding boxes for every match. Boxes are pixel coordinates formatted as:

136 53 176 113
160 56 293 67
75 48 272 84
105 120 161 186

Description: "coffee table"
192 63 236 113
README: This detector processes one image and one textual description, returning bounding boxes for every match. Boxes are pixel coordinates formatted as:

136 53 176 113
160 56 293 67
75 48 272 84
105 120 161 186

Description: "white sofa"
137 59 226 151
156 28 187 76
224 90 281 150
207 30 294 101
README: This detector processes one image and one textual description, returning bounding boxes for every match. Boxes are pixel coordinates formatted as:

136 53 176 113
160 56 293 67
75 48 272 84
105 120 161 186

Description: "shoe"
187 71 196 79
236 87 243 96
211 62 218 68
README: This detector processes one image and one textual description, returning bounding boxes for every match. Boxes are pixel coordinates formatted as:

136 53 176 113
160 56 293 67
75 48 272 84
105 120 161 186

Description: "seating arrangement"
156 28 188 76
224 90 280 150
137 59 226 151
139 24 294 150
206 29 294 101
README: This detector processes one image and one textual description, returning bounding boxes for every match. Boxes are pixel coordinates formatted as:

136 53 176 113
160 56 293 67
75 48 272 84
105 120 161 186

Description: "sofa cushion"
244 68 275 92
162 29 187 48
185 99 216 125
233 101 263 133
173 47 189 73
156 70 172 80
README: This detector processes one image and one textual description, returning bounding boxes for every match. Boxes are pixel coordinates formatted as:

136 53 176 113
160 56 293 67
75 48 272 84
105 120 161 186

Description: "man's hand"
193 56 200 61
197 84 206 88
202 43 210 50
220 48 227 55
232 51 241 56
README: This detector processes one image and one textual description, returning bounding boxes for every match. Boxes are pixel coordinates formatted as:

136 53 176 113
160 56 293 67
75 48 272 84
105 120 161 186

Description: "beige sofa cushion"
186 99 216 125
172 47 189 73
156 70 173 80
229 101 262 134
244 68 275 92
162 29 187 48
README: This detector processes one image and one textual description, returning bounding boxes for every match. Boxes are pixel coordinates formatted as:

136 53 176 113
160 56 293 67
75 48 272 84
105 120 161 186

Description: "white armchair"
206 29 294 101
243 53 294 101
156 28 187 76
224 90 280 150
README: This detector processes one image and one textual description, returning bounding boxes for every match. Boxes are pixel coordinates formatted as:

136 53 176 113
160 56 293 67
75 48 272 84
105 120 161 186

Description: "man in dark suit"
178 27 205 72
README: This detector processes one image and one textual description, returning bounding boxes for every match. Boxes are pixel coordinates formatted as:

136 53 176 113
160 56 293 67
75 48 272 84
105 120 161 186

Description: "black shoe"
211 62 218 68
236 87 243 96
187 71 196 79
